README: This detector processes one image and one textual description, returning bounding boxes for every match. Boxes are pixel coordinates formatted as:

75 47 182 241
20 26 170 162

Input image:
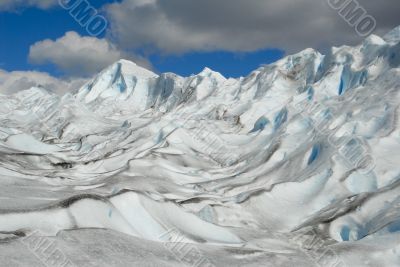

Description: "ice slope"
1 27 400 266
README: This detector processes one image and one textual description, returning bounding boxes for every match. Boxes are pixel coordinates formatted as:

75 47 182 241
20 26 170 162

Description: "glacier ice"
1 27 400 266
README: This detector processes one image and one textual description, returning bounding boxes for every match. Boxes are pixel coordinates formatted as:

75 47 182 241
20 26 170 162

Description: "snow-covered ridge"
1 27 400 265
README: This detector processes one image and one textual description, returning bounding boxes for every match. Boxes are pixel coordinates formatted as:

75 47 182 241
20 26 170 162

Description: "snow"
0 26 400 266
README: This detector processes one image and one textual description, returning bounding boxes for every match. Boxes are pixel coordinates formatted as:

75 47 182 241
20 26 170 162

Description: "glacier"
0 27 400 266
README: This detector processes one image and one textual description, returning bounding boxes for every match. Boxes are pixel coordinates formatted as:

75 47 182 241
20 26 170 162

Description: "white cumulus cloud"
0 0 56 11
29 31 151 77
0 69 87 95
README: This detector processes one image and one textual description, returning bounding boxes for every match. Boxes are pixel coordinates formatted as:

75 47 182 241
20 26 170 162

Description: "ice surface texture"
1 28 400 266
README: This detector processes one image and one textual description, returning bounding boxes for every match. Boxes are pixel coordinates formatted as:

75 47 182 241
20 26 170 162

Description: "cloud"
0 0 56 11
0 69 86 95
29 31 151 77
105 0 400 54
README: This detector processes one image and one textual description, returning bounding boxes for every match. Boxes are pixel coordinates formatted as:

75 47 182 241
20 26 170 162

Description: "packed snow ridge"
1 26 400 266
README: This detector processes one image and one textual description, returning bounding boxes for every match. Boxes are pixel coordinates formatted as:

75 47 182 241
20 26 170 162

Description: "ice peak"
198 67 226 80
76 59 157 103
113 59 158 79
117 59 136 65
200 67 213 73
383 25 400 44
363 34 386 46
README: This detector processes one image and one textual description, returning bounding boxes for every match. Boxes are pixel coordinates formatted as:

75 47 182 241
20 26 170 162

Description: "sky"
0 0 399 94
